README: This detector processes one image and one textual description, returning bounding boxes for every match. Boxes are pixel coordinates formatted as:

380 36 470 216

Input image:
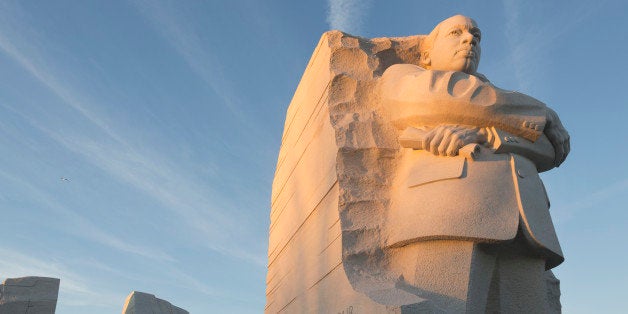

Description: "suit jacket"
380 64 564 269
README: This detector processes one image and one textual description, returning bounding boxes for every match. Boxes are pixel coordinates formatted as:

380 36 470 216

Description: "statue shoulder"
382 64 490 83
382 63 426 80
474 72 490 83
380 64 430 100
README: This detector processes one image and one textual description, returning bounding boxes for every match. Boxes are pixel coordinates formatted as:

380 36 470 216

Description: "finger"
559 131 570 165
448 130 467 155
545 127 562 166
429 127 447 155
438 127 457 155
446 137 464 156
477 127 489 144
561 138 570 165
554 139 565 167
422 129 436 151
438 136 449 156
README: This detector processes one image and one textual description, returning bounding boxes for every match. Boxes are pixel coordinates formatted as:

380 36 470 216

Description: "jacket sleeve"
379 64 548 142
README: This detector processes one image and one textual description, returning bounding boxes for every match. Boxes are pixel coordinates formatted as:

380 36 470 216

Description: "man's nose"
461 31 477 46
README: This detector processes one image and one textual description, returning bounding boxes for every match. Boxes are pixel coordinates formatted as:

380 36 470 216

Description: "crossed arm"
400 112 570 168
380 64 570 168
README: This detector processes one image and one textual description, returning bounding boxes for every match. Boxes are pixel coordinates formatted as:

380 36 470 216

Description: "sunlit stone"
267 15 569 313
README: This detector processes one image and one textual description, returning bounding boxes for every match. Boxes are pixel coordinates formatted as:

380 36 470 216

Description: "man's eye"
449 29 462 36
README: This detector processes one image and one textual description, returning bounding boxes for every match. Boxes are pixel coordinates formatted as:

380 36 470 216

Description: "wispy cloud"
501 0 526 89
326 0 373 35
552 178 628 222
501 1 595 91
1 94 263 266
0 167 175 262
0 2 264 266
0 247 123 308
45 130 265 265
0 6 123 145
128 0 275 195
131 0 245 123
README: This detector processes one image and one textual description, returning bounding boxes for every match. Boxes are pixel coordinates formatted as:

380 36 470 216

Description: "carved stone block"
0 276 60 314
122 291 188 314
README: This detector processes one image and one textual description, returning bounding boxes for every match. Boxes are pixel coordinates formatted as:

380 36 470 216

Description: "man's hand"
545 108 570 167
423 125 488 156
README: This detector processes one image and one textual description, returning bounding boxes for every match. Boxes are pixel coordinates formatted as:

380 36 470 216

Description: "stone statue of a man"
266 14 569 314
373 14 569 312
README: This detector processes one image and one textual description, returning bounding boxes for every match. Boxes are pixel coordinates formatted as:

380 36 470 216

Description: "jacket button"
517 169 525 178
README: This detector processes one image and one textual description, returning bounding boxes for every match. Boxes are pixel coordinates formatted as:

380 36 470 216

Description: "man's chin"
462 69 477 75
432 61 477 74
460 60 478 75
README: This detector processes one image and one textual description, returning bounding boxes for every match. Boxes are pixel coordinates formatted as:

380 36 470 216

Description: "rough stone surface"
545 270 562 314
121 291 188 314
0 276 60 314
268 14 567 313
266 28 410 314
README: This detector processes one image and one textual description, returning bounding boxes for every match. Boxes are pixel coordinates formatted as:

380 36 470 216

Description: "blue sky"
0 0 625 313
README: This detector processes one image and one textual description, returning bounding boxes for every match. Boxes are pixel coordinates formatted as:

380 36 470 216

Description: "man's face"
428 15 481 74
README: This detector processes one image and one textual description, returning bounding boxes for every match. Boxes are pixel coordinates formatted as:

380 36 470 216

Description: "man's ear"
421 51 431 68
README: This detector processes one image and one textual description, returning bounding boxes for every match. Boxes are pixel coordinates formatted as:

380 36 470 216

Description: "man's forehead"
446 24 481 32
439 15 480 31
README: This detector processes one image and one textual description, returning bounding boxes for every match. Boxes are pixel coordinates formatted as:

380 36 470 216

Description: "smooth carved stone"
121 291 188 314
268 14 568 313
0 276 60 314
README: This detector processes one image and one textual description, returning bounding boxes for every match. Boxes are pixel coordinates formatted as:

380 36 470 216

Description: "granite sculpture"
121 291 188 314
267 14 568 313
0 276 60 314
